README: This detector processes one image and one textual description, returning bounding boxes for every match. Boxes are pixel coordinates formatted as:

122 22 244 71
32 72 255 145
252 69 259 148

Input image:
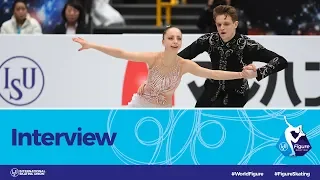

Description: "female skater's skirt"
127 94 172 108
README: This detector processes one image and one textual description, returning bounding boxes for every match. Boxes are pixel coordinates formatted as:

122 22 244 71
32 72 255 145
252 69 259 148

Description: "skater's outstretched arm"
181 60 257 80
72 37 156 65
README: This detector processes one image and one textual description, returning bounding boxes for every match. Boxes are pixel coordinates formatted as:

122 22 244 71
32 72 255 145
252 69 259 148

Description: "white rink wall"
0 34 319 108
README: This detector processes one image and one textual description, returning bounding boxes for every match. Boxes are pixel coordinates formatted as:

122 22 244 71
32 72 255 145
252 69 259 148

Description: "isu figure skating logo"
276 116 312 157
10 168 19 177
0 56 45 106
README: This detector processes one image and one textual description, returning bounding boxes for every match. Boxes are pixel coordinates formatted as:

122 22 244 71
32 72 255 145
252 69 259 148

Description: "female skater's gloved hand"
241 64 257 79
72 37 92 51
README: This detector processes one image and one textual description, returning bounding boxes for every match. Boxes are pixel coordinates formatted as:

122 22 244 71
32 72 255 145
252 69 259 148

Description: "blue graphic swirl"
106 109 320 165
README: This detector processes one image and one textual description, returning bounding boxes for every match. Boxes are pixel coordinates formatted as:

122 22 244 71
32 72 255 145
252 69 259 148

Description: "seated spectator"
76 0 93 24
53 0 90 34
0 0 42 34
197 0 248 35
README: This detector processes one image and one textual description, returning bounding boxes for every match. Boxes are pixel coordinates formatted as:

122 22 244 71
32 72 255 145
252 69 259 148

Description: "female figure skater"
72 26 257 108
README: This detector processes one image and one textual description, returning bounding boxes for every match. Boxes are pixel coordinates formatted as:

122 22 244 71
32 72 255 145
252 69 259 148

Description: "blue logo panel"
276 116 312 157
0 109 319 165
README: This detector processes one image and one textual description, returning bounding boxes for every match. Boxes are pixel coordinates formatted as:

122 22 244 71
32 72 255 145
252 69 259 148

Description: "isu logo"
122 61 175 105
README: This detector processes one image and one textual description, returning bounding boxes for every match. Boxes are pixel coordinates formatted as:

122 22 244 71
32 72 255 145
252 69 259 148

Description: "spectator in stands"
197 0 248 34
0 0 42 34
91 0 125 27
53 0 90 34
76 0 93 24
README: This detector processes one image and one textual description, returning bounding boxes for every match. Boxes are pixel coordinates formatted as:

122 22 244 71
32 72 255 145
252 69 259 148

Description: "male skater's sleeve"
246 39 288 81
178 33 211 60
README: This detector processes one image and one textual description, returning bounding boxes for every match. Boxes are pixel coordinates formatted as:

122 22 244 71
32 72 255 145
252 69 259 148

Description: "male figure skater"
178 5 288 107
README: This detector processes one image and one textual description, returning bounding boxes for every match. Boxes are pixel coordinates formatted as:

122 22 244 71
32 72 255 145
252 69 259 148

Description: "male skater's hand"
242 64 257 79
243 64 257 72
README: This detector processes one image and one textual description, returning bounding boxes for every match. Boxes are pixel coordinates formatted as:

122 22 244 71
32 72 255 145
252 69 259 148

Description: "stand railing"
156 0 187 27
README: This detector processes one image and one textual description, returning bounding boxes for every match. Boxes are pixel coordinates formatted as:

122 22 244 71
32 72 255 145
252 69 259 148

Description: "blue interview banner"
0 109 319 179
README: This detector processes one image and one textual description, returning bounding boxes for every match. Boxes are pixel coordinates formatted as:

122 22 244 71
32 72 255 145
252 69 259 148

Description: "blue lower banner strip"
0 165 320 180
0 109 319 179
0 165 318 179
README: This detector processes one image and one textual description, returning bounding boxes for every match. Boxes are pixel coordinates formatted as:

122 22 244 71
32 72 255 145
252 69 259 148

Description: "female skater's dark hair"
162 26 180 39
